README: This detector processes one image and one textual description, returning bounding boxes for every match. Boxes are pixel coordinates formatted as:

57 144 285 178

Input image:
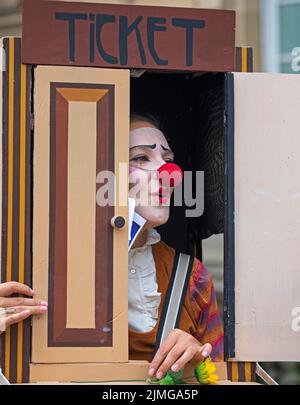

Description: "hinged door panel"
226 72 300 361
32 66 129 363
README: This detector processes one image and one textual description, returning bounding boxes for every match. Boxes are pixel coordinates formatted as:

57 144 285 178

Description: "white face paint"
129 125 175 229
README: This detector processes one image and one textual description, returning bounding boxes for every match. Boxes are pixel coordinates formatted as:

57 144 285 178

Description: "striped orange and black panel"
235 47 253 72
0 37 32 383
227 361 257 382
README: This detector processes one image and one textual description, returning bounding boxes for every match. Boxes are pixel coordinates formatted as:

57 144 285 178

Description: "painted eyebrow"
130 144 156 150
130 144 173 154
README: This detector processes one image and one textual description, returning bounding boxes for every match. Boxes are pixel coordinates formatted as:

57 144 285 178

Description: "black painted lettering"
96 14 118 64
147 17 168 65
56 12 87 62
89 13 95 63
119 15 146 65
172 18 205 66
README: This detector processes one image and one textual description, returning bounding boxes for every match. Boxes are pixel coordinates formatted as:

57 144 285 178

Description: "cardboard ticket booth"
0 0 300 384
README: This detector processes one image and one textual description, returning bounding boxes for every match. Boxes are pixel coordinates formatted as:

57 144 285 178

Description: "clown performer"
128 113 224 382
0 111 223 384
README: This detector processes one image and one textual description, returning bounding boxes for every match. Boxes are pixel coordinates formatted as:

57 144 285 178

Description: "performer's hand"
0 282 47 333
148 328 212 379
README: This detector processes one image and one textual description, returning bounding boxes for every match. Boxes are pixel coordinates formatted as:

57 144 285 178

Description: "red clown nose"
158 163 183 187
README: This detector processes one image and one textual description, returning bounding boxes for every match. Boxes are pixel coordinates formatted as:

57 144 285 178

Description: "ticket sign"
21 0 235 72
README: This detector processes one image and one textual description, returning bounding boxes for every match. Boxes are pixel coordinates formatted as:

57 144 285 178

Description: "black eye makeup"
129 155 150 163
129 146 175 165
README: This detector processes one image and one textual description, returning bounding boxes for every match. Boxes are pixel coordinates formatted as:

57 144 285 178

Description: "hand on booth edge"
148 328 212 380
0 282 47 333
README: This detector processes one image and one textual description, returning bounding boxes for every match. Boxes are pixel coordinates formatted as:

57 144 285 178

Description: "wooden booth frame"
4 0 296 385
0 34 258 384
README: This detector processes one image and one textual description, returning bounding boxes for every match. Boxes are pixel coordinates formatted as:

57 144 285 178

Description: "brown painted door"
31 66 129 363
226 72 300 361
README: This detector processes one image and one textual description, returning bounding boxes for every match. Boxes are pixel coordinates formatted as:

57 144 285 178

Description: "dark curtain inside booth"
130 72 226 260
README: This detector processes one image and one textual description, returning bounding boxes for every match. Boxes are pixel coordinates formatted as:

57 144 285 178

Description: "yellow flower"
194 357 219 385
